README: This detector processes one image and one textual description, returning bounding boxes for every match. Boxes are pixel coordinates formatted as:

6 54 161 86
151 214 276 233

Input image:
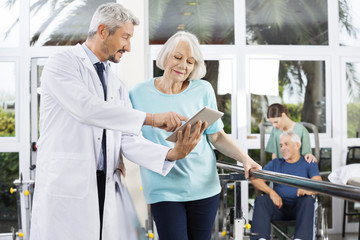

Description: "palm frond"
30 0 50 15
4 18 18 39
149 0 233 44
149 0 172 42
338 0 358 38
4 0 17 8
183 0 218 44
346 63 360 102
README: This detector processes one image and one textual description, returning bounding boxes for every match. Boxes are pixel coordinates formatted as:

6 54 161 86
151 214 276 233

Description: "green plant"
0 108 15 137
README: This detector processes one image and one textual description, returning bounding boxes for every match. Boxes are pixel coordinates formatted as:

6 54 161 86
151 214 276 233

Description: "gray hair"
280 131 301 147
156 31 206 81
88 3 139 37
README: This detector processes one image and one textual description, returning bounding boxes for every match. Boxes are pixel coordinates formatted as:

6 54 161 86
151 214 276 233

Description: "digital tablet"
166 107 224 142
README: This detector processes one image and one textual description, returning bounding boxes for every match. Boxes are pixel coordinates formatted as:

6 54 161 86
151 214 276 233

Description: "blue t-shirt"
264 156 320 205
129 78 224 204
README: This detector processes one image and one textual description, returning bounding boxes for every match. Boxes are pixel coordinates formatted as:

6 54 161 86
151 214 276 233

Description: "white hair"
88 3 139 37
280 131 302 147
156 31 206 81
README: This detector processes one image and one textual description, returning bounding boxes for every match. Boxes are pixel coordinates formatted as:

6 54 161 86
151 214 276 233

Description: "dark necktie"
95 62 107 100
94 62 107 171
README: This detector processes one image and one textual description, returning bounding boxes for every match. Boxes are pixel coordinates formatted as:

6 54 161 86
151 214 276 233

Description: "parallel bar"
216 161 360 202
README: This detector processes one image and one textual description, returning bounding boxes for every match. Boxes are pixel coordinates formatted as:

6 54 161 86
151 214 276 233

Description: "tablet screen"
165 107 224 142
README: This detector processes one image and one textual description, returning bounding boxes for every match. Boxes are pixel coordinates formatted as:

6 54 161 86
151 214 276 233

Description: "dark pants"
251 195 315 240
97 170 106 240
151 194 220 240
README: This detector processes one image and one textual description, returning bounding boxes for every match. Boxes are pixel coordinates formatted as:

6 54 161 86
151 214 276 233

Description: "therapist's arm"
166 121 207 160
208 130 262 179
144 112 188 132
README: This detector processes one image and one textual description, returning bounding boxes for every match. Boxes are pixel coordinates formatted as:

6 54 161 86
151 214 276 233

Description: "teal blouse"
130 79 223 204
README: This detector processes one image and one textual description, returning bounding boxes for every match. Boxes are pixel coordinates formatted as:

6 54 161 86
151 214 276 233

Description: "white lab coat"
30 44 174 240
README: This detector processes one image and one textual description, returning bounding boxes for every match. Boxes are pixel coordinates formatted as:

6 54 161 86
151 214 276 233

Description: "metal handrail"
216 161 360 202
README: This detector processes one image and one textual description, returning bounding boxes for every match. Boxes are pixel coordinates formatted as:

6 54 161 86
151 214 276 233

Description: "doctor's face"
163 41 195 83
102 22 134 63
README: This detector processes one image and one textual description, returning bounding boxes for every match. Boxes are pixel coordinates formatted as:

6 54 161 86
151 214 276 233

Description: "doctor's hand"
146 112 188 132
166 121 207 161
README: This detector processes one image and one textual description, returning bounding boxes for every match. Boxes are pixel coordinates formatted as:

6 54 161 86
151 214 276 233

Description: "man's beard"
102 41 125 63
281 152 289 160
108 54 119 63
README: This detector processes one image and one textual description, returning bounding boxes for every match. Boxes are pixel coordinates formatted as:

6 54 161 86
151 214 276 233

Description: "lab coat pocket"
47 152 90 199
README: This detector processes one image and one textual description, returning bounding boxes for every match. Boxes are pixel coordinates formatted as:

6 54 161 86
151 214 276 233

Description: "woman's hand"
166 121 207 160
243 156 262 179
304 153 317 163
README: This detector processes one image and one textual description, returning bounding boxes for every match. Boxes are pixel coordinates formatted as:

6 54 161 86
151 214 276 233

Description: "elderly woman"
266 103 317 163
130 31 261 240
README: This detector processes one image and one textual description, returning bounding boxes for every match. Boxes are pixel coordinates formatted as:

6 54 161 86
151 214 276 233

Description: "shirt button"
98 137 100 140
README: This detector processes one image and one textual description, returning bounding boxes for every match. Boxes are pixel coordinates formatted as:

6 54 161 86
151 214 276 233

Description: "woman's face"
268 113 285 130
163 41 195 82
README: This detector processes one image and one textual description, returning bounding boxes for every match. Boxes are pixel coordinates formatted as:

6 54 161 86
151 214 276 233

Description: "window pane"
246 0 328 45
251 61 326 134
29 0 114 46
0 1 19 47
149 0 234 44
153 60 232 133
346 62 360 138
339 0 360 47
0 62 16 137
0 152 19 233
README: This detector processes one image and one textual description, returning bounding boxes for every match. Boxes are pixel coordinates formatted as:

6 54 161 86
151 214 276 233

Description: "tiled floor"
328 233 359 240
214 232 359 239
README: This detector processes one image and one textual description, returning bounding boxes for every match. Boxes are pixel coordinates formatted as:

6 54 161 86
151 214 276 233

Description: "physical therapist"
29 3 206 240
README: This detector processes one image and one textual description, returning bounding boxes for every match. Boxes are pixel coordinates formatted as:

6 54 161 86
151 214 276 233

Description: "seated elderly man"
250 131 322 240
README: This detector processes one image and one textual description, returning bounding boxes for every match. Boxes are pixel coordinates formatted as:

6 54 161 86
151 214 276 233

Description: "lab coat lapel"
73 44 95 72
73 44 106 100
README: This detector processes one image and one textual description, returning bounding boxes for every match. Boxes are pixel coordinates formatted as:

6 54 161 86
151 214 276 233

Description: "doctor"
30 3 207 240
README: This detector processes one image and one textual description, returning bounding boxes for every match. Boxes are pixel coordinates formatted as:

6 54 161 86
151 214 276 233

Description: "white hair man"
251 131 322 240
